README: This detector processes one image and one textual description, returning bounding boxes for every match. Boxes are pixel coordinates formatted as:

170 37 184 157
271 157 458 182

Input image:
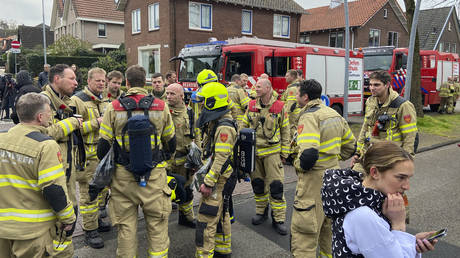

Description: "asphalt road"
74 143 460 258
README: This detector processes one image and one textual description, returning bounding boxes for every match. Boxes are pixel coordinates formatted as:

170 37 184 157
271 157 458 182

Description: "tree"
91 48 127 76
47 35 94 56
404 0 424 117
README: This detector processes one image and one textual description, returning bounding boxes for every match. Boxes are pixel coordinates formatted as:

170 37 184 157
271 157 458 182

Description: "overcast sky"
0 0 455 27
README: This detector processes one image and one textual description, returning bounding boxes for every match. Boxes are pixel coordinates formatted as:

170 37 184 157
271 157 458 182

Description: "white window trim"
189 1 213 31
138 44 162 76
369 28 381 47
97 23 107 38
132 8 141 34
273 14 290 39
383 8 388 18
242 9 253 35
388 31 398 47
148 3 160 31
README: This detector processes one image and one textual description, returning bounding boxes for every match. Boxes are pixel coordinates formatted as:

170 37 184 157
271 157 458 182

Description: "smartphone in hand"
427 228 447 242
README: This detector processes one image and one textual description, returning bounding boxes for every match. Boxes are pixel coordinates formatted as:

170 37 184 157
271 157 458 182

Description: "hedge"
26 54 99 77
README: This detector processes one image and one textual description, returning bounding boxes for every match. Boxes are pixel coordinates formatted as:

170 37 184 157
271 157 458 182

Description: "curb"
416 139 460 153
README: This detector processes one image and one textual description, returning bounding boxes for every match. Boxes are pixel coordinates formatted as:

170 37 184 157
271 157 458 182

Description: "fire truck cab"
172 37 364 116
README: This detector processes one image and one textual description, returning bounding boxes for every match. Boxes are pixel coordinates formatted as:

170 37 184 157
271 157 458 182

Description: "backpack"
117 94 162 185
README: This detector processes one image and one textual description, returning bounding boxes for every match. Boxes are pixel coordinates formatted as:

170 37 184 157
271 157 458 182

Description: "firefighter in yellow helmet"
0 93 76 258
194 82 237 258
97 65 176 257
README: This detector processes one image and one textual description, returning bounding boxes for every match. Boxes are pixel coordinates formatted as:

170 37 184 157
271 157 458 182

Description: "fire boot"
178 211 196 228
85 229 104 249
214 252 232 258
271 211 287 235
98 218 111 232
251 206 268 225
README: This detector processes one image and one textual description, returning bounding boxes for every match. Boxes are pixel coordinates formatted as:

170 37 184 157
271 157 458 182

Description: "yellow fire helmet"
195 82 230 127
196 69 218 87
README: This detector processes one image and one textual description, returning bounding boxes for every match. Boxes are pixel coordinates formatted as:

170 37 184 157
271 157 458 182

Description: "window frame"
189 1 213 31
138 45 161 77
388 31 398 47
132 8 141 34
329 31 344 47
273 14 290 38
383 8 388 18
369 29 380 47
97 23 106 38
148 3 160 31
241 9 253 35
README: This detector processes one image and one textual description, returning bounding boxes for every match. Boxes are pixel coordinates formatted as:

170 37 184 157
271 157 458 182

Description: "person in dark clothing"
0 73 16 120
71 64 83 89
37 64 50 89
11 70 42 124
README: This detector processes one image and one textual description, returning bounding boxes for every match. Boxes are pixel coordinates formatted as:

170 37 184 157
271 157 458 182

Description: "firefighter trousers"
172 163 195 221
251 154 286 222
0 228 52 258
109 165 171 258
196 178 231 257
51 167 76 258
76 158 99 231
439 97 449 113
291 168 332 258
97 187 110 211
447 96 455 113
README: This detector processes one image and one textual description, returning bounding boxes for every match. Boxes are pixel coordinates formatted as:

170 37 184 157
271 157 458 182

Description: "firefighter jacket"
170 103 194 166
71 87 110 159
153 89 167 102
439 82 451 97
227 82 250 122
294 99 355 172
448 83 455 97
241 93 291 158
0 124 76 240
280 80 300 114
202 112 237 188
454 82 460 100
42 85 87 172
99 87 175 162
357 88 418 156
102 88 124 103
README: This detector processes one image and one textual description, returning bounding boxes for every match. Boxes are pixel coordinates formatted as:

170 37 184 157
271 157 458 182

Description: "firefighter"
438 77 452 114
249 73 269 99
227 74 250 123
0 93 76 258
241 78 290 235
291 79 355 257
97 65 176 257
42 64 86 257
281 69 300 113
194 82 237 258
71 68 111 248
166 83 196 228
447 77 456 114
103 70 124 102
151 72 167 101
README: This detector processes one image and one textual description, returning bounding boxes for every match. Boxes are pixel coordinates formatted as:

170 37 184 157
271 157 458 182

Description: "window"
225 53 252 79
448 22 452 31
132 8 141 34
439 42 444 52
149 3 160 30
242 10 252 35
265 56 292 77
329 31 344 47
388 31 398 47
98 23 106 37
445 42 450 52
273 14 290 38
299 34 310 44
138 46 161 77
189 2 212 30
369 29 380 47
453 43 457 53
384 8 388 18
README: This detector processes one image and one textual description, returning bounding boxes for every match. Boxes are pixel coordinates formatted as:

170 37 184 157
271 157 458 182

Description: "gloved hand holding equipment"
192 157 212 192
89 146 115 201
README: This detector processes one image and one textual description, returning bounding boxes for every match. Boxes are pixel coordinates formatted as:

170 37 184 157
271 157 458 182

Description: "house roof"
418 6 457 50
117 0 306 14
18 25 54 49
72 0 124 22
300 0 405 32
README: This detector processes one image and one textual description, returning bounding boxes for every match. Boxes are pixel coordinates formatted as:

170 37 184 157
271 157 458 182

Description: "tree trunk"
404 0 424 117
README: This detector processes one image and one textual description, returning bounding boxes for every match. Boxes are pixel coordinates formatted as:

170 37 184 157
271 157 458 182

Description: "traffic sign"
11 41 20 49
10 48 21 54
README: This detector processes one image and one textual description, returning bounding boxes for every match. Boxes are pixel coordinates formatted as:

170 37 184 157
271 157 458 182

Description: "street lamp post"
42 0 47 65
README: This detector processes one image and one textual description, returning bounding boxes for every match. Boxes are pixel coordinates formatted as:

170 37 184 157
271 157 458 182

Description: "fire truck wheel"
429 104 439 112
331 104 343 117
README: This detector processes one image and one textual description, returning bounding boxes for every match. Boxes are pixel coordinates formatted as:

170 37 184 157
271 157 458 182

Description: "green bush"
91 49 127 75
26 54 99 77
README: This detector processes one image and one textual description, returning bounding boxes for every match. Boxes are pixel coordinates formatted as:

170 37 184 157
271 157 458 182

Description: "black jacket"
38 71 49 88
11 81 42 124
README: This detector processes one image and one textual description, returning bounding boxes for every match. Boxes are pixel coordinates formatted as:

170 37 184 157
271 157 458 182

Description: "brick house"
116 0 305 76
300 0 408 49
18 24 54 49
50 0 124 53
418 6 460 53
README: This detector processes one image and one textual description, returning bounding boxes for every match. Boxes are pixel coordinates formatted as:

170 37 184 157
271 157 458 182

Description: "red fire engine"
361 46 459 111
171 37 365 116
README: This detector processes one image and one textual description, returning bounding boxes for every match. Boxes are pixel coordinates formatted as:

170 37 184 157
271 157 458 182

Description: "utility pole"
343 0 350 120
42 0 47 65
404 0 422 100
